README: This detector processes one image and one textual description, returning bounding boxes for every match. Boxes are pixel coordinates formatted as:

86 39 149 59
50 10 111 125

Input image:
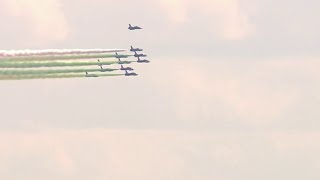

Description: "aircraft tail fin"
121 65 124 68
129 24 132 27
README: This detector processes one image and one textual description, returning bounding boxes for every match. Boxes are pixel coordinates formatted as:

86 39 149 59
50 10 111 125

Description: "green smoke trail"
0 68 119 75
0 54 131 62
0 60 133 68
0 73 124 80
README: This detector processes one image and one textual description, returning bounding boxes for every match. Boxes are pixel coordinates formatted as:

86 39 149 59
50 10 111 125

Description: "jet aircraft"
120 65 134 71
117 57 130 65
85 72 98 77
115 52 127 59
125 70 138 76
130 46 143 52
134 52 147 58
128 24 142 30
97 59 103 67
100 67 114 72
137 57 150 63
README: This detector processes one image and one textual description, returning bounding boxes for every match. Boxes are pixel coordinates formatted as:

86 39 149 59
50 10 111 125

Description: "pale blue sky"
0 0 320 179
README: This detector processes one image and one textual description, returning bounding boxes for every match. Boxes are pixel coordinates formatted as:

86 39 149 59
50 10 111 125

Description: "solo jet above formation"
120 65 134 71
125 70 138 76
137 57 150 63
128 24 142 30
130 46 143 52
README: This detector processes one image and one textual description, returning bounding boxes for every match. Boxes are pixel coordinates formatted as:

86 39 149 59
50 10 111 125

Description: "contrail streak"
0 68 118 75
0 73 123 80
0 49 126 57
0 61 133 68
0 54 131 62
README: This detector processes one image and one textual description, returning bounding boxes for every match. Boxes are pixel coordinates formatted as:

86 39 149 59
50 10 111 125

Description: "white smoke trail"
0 49 126 57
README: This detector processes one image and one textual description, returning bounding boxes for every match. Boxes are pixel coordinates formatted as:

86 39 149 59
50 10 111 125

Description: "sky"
0 0 320 179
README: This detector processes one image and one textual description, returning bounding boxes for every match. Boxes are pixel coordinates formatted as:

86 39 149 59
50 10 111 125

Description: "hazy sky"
0 0 320 179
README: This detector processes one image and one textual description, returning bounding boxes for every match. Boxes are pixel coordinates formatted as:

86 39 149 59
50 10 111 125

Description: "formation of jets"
86 24 150 77
121 24 150 76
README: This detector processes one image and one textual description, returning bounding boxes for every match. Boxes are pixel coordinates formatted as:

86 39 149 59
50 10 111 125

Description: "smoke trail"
0 73 123 80
0 54 131 62
0 60 133 68
0 49 126 57
0 68 119 75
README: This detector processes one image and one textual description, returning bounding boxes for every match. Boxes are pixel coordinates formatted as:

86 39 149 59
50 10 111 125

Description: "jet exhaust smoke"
0 47 141 80
0 61 132 68
0 73 123 80
0 49 126 57
0 68 118 75
0 54 131 62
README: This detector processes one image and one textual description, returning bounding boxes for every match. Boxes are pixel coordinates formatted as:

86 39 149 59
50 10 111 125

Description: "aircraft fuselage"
137 60 150 63
125 73 138 76
86 74 98 77
129 27 142 30
130 48 143 52
134 54 147 58
121 67 134 71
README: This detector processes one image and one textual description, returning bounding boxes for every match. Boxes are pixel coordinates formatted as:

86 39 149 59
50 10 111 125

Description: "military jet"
120 65 134 71
128 24 142 30
85 72 98 77
125 70 138 76
134 51 147 58
100 67 114 72
130 46 143 52
97 59 103 67
117 57 130 65
137 57 150 63
115 52 127 59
